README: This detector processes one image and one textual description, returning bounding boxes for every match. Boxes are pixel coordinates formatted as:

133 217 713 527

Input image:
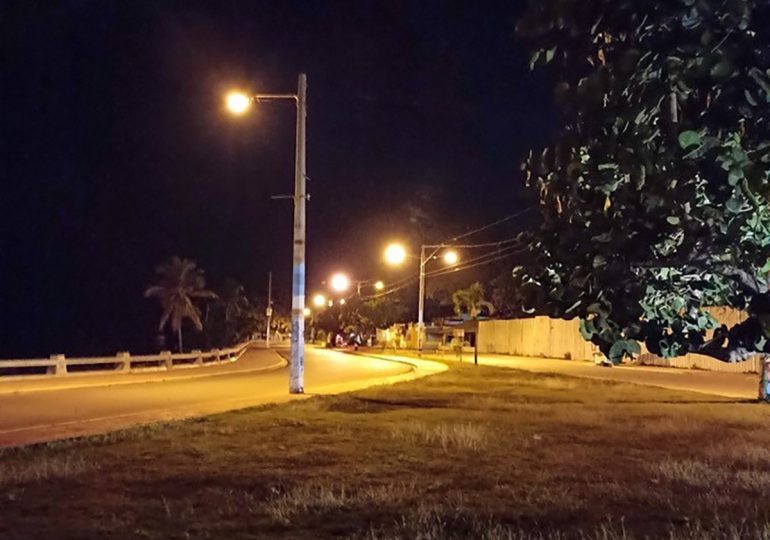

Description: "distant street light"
303 307 311 317
330 273 351 293
382 242 461 354
339 298 346 305
443 250 459 265
384 243 407 266
374 280 385 291
313 294 327 307
224 74 308 395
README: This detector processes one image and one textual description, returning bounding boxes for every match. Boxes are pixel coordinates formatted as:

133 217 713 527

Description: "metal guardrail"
0 341 255 379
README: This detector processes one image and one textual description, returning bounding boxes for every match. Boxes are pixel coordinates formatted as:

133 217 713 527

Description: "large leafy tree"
144 257 217 352
515 0 770 373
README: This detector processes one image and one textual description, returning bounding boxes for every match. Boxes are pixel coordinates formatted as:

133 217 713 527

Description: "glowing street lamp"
303 307 311 317
226 91 252 114
374 280 385 291
330 272 351 292
384 243 407 266
443 250 459 265
339 298 346 305
313 294 327 308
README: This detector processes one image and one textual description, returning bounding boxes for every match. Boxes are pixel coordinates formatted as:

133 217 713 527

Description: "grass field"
2 362 770 539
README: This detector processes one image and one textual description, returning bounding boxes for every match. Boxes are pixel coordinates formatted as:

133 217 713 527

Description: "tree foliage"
452 282 495 319
144 257 217 352
516 0 770 363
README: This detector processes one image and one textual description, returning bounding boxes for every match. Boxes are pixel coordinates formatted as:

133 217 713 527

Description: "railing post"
214 349 221 363
117 351 131 372
193 349 203 366
160 350 173 370
51 354 66 376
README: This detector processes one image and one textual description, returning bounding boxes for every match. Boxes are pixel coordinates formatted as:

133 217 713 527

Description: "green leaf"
678 130 701 149
666 216 680 225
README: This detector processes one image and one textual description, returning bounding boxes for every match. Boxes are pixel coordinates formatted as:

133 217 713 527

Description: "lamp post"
384 243 458 355
226 74 307 394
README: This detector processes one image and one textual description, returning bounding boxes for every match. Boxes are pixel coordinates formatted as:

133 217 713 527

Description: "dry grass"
0 452 94 485
4 363 770 539
390 422 487 452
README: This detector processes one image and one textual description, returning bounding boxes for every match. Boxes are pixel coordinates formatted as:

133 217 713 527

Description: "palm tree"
452 282 496 319
144 257 217 352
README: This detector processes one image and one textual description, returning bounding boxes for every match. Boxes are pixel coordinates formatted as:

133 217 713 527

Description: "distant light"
443 250 459 265
374 280 385 291
384 243 407 265
303 307 311 317
313 294 327 307
327 300 333 307
330 273 351 292
339 299 346 305
226 92 251 114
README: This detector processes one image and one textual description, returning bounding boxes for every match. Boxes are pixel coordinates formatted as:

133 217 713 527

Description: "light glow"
443 250 459 265
384 243 407 265
330 272 351 292
374 280 385 291
303 307 311 317
313 294 327 307
226 91 251 114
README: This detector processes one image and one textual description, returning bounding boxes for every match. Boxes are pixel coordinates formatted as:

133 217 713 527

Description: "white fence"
0 341 255 380
477 310 763 374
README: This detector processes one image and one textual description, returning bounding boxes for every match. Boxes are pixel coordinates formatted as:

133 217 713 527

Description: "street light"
330 272 351 293
313 294 327 308
382 242 460 354
224 74 308 394
384 243 407 265
226 91 251 114
443 250 459 265
374 280 385 291
303 307 311 317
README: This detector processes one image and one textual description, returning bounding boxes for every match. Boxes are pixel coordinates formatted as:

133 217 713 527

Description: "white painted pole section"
266 271 272 349
417 245 426 355
289 73 307 394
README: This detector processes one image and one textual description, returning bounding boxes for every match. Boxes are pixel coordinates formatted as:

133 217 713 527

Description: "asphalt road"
0 347 417 447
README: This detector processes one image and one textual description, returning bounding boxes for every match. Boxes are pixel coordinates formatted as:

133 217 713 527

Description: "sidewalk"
360 348 760 400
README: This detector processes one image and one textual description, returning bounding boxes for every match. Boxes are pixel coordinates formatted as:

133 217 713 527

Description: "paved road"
0 347 426 447
367 351 760 400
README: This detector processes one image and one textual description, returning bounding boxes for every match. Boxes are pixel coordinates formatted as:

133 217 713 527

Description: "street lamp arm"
252 93 299 102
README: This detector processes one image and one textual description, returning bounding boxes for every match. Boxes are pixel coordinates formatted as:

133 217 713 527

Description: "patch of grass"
390 422 487 452
3 363 770 539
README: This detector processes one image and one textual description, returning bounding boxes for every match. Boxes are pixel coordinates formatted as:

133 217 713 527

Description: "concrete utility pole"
289 73 307 394
266 271 272 349
417 245 426 355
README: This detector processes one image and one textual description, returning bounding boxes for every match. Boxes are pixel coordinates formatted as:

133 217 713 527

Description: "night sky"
1 0 554 356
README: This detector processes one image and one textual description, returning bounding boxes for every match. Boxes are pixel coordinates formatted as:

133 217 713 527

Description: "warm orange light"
226 91 251 114
339 298 346 305
313 294 326 307
374 280 385 291
384 243 407 265
330 273 351 292
303 307 311 317
443 250 459 265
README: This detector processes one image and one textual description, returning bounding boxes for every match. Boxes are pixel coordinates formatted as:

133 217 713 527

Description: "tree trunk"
759 355 770 402
178 326 184 353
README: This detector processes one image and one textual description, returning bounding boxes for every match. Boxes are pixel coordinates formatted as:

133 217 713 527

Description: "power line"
447 207 533 243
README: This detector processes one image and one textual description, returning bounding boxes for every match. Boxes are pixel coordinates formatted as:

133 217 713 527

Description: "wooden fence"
477 308 763 373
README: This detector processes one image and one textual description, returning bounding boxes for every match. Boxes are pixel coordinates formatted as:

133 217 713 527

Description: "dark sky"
0 0 554 356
